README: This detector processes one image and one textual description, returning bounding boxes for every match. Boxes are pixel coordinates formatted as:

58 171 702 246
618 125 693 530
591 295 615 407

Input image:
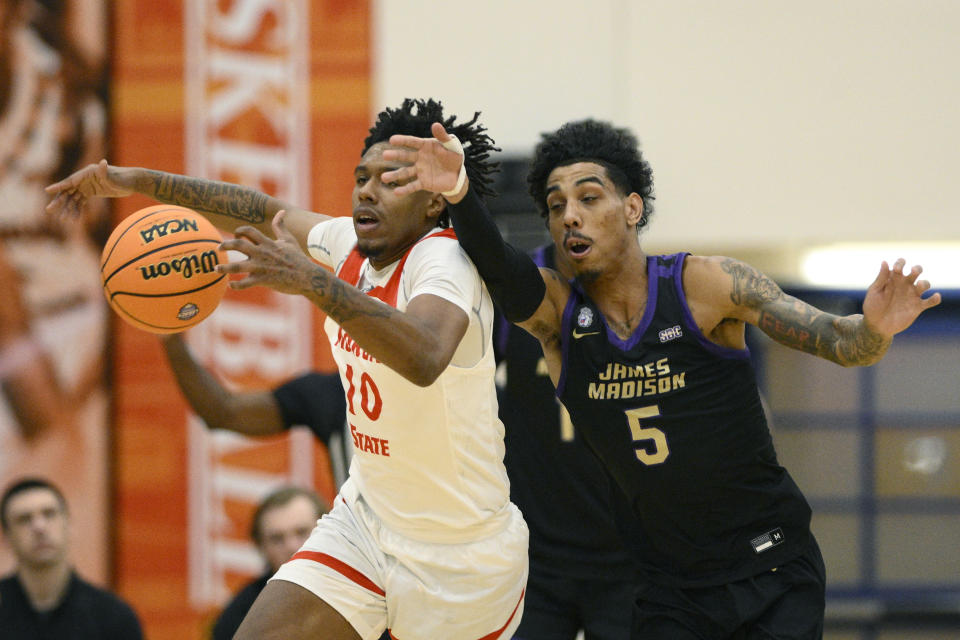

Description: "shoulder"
681 255 737 299
681 254 787 332
73 577 128 606
0 573 19 594
213 575 268 640
71 576 143 631
410 230 470 266
306 216 355 266
406 230 479 288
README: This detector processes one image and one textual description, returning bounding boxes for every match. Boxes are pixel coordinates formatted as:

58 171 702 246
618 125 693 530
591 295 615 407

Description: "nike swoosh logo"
572 329 601 339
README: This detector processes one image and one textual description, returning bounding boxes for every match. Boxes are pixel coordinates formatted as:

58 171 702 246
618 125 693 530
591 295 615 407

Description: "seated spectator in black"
0 477 143 639
212 486 327 640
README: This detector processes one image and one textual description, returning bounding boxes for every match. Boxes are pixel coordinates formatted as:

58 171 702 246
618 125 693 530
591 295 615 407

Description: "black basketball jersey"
496 244 633 580
557 252 813 588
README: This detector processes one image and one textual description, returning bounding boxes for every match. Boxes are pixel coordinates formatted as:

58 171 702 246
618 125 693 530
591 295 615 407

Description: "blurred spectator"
0 477 143 639
211 486 328 640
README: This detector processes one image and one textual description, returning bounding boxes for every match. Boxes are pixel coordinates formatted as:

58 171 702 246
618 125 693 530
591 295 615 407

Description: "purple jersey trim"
603 257 660 351
531 244 549 268
495 314 511 356
672 252 752 360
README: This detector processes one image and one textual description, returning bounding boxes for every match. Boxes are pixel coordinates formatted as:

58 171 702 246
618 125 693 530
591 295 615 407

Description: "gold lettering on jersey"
597 358 671 380
588 357 686 400
334 327 380 363
350 423 390 456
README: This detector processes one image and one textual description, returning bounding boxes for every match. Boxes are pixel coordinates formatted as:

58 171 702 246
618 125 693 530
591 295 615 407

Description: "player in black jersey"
496 243 633 640
380 120 941 639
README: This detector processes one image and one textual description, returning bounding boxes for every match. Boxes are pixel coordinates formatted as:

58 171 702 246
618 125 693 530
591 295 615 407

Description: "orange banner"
112 2 370 638
0 0 111 585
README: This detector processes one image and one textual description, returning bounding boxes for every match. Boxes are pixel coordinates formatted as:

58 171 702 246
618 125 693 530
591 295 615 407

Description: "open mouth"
565 235 592 258
353 208 380 233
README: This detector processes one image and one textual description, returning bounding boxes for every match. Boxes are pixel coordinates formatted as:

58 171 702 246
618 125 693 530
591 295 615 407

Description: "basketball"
100 204 228 334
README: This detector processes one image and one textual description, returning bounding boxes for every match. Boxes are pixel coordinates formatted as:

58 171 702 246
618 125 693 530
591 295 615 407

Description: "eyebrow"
545 175 605 196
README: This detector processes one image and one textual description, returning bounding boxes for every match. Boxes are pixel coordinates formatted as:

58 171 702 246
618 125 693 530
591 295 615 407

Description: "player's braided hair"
364 99 500 226
527 119 655 231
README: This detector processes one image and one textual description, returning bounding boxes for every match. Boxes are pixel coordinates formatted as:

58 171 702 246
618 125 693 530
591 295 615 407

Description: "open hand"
381 122 465 197
44 159 133 218
862 258 941 338
216 210 323 295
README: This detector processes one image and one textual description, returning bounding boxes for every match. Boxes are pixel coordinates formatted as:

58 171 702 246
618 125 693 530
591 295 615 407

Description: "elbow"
403 355 449 387
405 365 443 388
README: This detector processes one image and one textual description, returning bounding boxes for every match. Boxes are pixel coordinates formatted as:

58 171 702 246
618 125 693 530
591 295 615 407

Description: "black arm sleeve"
447 187 547 323
271 373 346 445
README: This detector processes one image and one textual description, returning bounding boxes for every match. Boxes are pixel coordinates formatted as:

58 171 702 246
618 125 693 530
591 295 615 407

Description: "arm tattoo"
722 259 889 365
721 259 782 308
142 171 269 223
833 315 890 365
308 272 393 324
759 306 889 366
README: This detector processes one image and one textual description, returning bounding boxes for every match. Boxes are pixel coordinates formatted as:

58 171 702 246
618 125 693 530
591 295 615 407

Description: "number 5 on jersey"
626 405 670 465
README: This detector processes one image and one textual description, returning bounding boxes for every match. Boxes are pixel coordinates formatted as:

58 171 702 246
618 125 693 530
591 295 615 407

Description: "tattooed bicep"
719 258 784 309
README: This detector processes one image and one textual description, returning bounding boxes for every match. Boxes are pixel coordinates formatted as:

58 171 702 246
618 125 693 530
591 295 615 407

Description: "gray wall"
373 0 960 281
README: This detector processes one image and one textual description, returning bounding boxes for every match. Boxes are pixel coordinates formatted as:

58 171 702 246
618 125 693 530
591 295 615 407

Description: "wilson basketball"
100 205 228 334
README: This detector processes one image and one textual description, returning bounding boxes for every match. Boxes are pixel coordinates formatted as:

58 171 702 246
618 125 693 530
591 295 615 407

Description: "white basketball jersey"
308 218 511 543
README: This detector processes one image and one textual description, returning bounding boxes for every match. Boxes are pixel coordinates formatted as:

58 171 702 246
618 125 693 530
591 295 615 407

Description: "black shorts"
513 562 634 640
632 540 826 640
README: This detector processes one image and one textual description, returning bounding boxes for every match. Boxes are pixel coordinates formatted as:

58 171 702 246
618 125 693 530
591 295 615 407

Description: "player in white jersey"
46 98 528 640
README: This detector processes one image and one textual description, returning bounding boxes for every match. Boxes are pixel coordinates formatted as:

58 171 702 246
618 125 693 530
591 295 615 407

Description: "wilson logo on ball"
138 250 221 280
138 217 200 243
100 205 228 334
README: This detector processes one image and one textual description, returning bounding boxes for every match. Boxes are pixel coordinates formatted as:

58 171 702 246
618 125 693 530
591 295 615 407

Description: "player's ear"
426 193 447 221
624 193 643 227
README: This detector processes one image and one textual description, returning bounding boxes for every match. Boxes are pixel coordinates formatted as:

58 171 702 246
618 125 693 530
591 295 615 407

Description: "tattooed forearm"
308 271 393 324
759 301 891 366
142 171 269 223
833 315 891 366
721 259 783 308
720 258 886 365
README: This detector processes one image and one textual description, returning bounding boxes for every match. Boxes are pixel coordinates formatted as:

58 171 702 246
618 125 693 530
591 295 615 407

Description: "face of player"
352 142 444 269
257 495 320 572
544 162 644 284
2 488 70 570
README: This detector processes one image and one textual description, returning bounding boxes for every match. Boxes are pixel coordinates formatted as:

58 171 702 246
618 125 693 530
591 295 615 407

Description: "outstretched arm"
382 123 562 330
45 160 326 252
687 255 941 366
159 333 286 436
218 211 468 387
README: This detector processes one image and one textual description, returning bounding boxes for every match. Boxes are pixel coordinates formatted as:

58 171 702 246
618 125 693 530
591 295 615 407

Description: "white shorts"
271 478 529 640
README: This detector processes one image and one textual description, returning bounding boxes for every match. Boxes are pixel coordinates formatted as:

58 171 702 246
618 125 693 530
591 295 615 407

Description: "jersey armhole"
675 253 751 360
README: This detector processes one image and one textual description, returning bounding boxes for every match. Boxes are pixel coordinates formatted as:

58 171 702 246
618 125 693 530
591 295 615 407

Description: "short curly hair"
527 119 655 231
364 99 500 226
1 477 68 531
